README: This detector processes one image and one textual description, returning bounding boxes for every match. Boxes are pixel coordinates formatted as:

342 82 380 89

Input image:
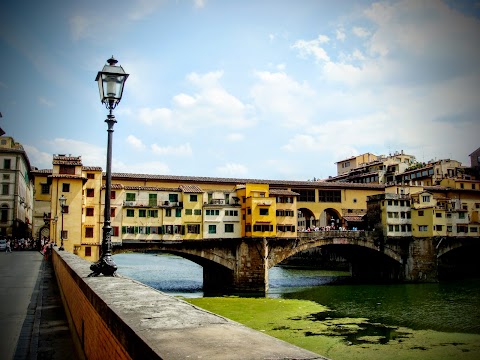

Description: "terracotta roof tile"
269 189 300 196
179 185 203 193
31 169 53 174
48 174 86 180
110 172 385 190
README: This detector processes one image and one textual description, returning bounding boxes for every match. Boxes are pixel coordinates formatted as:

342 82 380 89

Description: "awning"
342 215 365 222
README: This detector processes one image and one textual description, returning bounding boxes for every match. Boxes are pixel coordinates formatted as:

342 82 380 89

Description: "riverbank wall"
51 248 327 359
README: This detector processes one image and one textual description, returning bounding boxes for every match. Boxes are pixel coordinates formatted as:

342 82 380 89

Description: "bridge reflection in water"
113 231 476 294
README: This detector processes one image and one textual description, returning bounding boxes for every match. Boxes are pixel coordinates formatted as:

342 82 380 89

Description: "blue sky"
1 0 479 180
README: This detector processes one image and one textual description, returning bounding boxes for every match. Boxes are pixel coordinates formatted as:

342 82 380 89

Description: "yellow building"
367 180 480 238
237 183 277 238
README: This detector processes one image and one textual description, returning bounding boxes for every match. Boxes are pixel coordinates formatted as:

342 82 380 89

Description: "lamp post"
53 216 58 246
89 56 129 277
59 194 66 251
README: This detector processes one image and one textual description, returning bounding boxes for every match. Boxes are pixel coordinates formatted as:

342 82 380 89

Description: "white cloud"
216 162 248 177
69 15 92 41
136 71 255 131
352 26 371 38
126 135 146 150
151 143 193 156
193 0 206 9
336 28 346 41
23 145 53 170
38 96 54 107
226 133 244 142
291 37 330 62
250 71 317 127
138 107 173 126
129 0 165 20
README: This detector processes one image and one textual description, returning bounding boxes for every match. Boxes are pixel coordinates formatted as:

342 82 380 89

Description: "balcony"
162 201 183 208
123 200 176 208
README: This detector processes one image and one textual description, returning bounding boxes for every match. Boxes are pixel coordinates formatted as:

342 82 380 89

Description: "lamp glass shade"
95 60 129 107
59 195 66 207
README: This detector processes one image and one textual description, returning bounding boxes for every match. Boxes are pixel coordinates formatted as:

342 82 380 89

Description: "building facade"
367 179 480 238
0 136 34 238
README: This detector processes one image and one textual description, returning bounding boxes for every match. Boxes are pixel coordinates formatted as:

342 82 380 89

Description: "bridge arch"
436 238 480 279
267 235 403 269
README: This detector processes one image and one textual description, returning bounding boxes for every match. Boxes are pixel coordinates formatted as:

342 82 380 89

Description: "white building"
0 136 34 238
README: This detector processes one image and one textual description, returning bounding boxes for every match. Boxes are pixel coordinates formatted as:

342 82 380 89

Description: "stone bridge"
114 231 476 293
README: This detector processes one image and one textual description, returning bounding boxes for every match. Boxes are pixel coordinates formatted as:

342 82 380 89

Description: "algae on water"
186 297 480 360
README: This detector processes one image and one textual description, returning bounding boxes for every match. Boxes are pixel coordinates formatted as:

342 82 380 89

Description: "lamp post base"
88 254 117 277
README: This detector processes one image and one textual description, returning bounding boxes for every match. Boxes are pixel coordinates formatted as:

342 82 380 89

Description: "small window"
111 208 116 217
126 209 135 217
259 208 268 215
208 224 216 234
139 209 146 217
86 208 94 216
225 224 234 233
41 184 50 195
194 209 201 215
111 191 116 199
62 183 70 192
126 193 136 201
85 246 92 257
87 173 95 179
3 159 11 169
2 184 8 195
86 189 94 197
418 210 424 216
61 230 68 239
190 194 198 202
147 210 158 217
62 206 69 214
85 227 94 238
185 209 192 215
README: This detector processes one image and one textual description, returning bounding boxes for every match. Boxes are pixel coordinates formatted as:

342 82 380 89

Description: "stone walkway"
0 251 76 360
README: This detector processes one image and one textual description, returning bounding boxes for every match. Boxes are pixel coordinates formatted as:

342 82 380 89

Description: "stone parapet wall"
52 249 327 360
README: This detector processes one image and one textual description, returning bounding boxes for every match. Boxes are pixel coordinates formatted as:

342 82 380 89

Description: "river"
113 252 480 333
113 252 480 359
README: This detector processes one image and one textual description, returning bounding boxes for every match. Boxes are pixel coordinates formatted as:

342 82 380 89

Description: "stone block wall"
51 249 326 360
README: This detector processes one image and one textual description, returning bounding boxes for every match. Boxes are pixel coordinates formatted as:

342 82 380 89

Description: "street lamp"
90 56 129 277
59 194 66 251
53 216 58 246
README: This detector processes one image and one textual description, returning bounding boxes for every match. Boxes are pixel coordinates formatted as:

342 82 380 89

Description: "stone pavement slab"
0 251 76 360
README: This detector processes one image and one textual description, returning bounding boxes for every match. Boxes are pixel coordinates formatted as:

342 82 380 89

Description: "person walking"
6 239 11 253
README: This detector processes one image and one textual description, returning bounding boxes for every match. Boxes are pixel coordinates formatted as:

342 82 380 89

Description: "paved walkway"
0 251 76 360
